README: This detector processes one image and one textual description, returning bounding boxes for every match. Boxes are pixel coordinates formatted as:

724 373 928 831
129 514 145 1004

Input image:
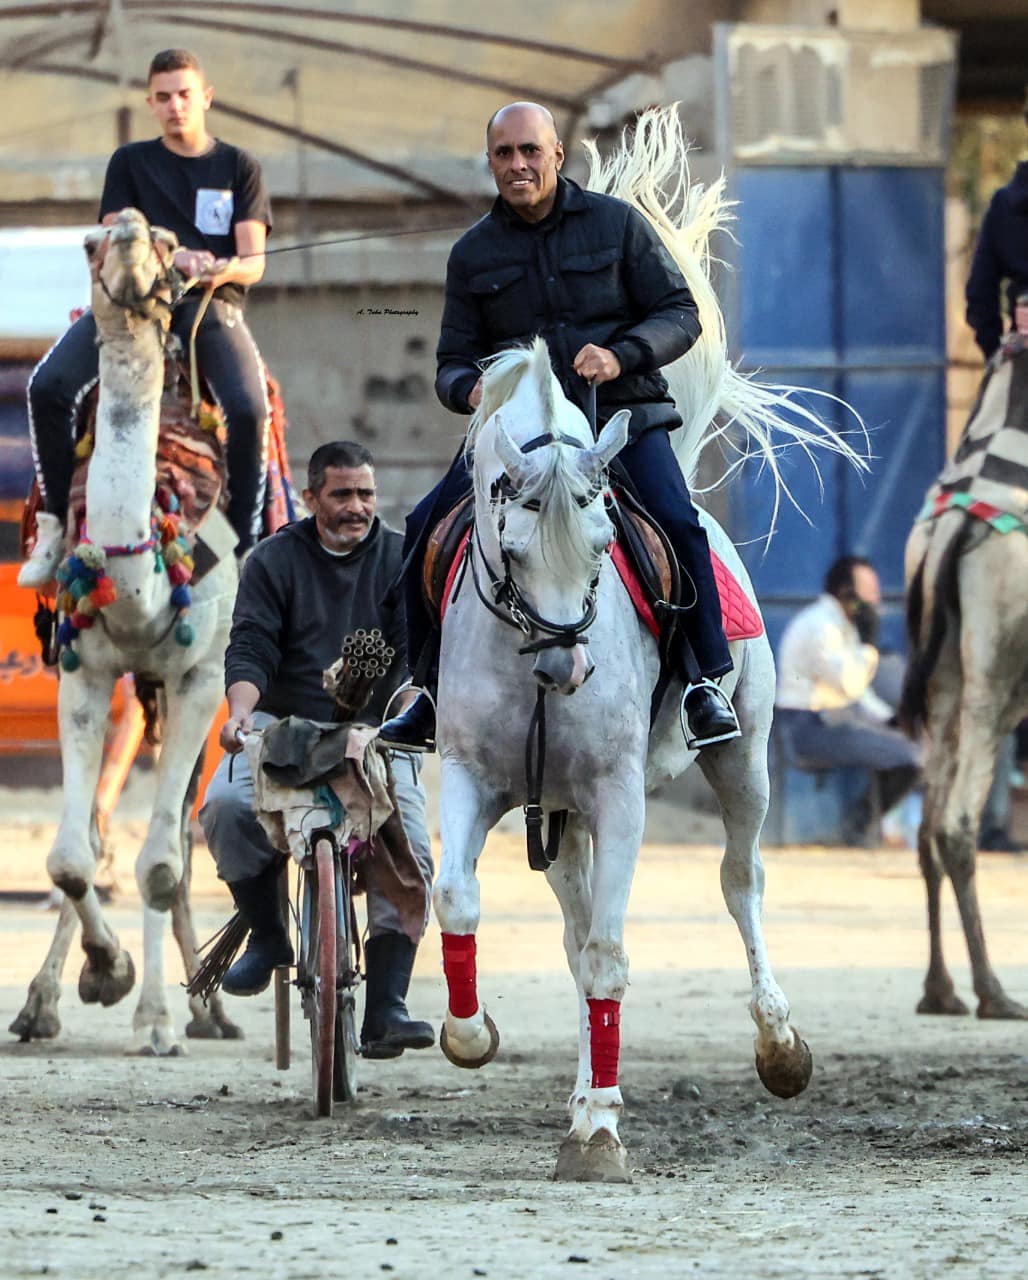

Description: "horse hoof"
755 1026 813 1099
440 1012 499 1069
917 990 970 1016
79 945 136 1007
9 1004 61 1042
145 864 180 912
553 1131 632 1183
976 995 1028 1021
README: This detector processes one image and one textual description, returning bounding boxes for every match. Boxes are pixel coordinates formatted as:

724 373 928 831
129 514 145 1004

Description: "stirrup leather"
680 678 740 750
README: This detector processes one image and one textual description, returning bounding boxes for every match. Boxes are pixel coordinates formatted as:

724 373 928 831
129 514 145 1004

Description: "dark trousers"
776 706 923 827
402 425 732 683
27 298 270 553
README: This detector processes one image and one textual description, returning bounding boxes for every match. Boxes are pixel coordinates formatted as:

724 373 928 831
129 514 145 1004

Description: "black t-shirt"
99 138 272 306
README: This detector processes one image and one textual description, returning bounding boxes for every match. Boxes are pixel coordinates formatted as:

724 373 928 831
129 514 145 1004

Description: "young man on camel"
20 47 272 586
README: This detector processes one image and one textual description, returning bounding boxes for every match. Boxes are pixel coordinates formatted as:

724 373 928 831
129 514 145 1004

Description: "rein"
475 411 604 871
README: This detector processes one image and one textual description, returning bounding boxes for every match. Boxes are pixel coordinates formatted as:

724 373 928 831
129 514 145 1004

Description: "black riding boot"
681 682 741 750
377 691 437 753
222 861 294 997
360 932 435 1059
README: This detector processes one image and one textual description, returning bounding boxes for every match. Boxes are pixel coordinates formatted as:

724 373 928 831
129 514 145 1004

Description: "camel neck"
84 328 165 550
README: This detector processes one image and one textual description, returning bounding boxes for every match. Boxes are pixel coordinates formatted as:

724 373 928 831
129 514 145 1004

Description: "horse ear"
585 409 631 477
492 413 533 487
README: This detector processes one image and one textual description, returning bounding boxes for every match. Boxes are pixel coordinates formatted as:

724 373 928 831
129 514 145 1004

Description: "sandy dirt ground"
2 802 1028 1280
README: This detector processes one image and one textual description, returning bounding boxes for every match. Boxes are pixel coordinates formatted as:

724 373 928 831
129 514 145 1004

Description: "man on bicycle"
200 441 435 1060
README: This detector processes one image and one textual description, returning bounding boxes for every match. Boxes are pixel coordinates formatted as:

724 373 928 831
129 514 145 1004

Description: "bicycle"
275 824 363 1116
189 726 370 1118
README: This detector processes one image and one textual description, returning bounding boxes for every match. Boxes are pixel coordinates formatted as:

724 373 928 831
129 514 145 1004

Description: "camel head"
85 208 178 335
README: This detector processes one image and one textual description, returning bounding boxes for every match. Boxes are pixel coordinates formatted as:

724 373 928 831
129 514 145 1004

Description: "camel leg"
937 689 1026 1020
551 774 645 1184
9 898 79 1041
433 759 504 1068
127 903 182 1055
916 675 968 1015
699 658 812 1099
172 827 243 1041
48 665 137 1009
135 661 224 911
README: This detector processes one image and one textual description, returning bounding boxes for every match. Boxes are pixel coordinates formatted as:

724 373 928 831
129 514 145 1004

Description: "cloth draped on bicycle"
243 716 429 944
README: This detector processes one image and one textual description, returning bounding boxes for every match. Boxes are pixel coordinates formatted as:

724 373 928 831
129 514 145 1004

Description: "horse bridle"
472 430 606 656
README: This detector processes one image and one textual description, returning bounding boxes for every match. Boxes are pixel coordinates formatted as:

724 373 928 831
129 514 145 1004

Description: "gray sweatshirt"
224 516 406 724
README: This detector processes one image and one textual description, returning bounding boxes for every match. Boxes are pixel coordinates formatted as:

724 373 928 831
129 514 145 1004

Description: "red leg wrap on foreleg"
588 997 621 1089
441 932 479 1019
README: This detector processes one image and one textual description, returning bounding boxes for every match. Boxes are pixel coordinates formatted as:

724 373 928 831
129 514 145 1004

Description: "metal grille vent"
717 25 957 167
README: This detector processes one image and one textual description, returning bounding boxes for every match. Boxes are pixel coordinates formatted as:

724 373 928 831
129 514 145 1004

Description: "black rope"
233 220 470 262
524 685 566 872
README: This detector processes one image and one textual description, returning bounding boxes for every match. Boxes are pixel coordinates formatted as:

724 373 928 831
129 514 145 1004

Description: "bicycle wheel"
333 859 360 1103
307 835 337 1118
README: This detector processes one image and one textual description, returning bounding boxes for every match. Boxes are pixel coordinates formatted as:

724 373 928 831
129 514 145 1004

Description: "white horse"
10 209 240 1054
430 108 866 1182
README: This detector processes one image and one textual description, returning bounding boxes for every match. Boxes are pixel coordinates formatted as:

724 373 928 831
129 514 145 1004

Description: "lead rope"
187 279 220 418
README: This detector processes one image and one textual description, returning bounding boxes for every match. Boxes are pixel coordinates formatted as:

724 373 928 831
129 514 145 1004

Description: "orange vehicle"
0 343 226 816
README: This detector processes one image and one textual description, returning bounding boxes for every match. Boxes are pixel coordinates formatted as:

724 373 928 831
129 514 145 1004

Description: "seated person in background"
978 731 1026 854
199 441 434 1059
774 555 922 846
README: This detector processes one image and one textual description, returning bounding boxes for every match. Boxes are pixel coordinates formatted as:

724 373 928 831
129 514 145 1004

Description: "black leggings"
27 297 270 552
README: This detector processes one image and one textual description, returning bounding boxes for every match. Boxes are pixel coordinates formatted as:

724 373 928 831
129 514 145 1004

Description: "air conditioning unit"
715 24 957 166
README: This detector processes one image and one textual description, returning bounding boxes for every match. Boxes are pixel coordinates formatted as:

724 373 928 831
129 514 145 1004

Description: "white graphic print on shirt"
195 188 234 235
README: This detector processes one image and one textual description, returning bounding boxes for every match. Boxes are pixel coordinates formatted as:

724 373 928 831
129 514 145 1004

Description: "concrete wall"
248 281 454 531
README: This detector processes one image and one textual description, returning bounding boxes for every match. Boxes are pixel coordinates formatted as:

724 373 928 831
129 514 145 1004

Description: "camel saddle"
21 352 296 573
422 490 763 645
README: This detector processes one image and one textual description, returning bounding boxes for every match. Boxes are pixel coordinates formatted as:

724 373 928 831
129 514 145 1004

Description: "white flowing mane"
584 106 869 536
468 340 603 579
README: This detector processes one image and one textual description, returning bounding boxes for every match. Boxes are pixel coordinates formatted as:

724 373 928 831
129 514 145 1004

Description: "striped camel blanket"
918 336 1028 534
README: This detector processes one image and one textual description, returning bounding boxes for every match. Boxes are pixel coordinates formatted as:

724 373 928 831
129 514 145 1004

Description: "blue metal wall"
724 165 948 653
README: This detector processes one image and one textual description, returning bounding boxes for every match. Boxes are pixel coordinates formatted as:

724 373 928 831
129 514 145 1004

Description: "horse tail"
584 105 868 536
898 513 967 735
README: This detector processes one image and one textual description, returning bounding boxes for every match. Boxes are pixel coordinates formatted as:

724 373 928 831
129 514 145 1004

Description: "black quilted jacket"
435 176 701 440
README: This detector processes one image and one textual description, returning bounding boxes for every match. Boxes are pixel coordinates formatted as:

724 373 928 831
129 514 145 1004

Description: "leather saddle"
22 351 296 569
422 489 680 632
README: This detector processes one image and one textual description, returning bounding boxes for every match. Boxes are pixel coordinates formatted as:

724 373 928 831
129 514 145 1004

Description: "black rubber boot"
222 862 294 997
682 683 741 749
377 692 437 754
361 932 435 1059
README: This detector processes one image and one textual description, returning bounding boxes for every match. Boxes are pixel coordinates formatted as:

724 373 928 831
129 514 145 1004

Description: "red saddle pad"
442 531 763 643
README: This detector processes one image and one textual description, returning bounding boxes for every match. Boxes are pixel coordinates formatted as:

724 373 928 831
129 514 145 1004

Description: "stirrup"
380 679 438 723
680 678 740 751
